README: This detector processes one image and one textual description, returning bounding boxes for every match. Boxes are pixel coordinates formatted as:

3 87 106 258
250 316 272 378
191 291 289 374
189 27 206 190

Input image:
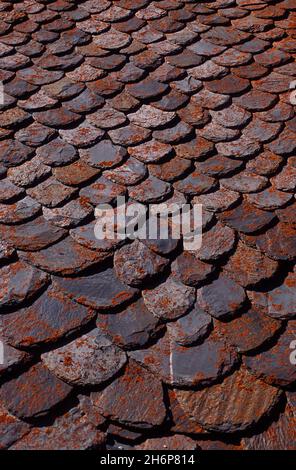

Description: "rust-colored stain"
0 0 295 451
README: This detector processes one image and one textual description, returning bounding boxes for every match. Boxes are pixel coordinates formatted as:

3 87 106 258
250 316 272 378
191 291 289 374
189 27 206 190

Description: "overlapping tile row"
0 0 295 450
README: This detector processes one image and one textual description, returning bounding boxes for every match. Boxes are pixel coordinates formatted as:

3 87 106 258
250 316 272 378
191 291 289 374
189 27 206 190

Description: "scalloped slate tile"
196 274 246 320
224 240 279 288
167 304 212 346
220 201 275 234
91 360 166 429
19 236 110 275
114 240 169 287
41 329 127 386
0 404 31 450
0 363 72 419
10 406 105 450
244 322 296 387
175 367 282 433
194 222 236 262
0 139 34 167
0 216 66 251
96 297 160 350
2 286 95 349
215 306 282 353
171 251 215 287
0 261 49 309
36 138 77 167
143 277 196 321
267 272 296 320
53 267 138 310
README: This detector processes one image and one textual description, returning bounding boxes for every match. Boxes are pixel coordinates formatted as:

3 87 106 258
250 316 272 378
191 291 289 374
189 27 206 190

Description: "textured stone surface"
0 404 31 450
244 322 296 387
97 298 160 350
267 271 296 320
91 361 166 429
19 237 110 275
0 261 49 309
10 407 105 450
196 274 246 320
53 268 138 310
0 0 295 450
175 367 282 433
114 240 168 287
167 304 212 346
0 363 72 419
2 287 95 349
224 240 279 288
215 306 282 353
143 277 196 321
42 329 127 386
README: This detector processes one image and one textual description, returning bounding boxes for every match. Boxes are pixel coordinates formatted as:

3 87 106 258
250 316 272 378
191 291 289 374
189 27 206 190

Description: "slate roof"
0 0 295 451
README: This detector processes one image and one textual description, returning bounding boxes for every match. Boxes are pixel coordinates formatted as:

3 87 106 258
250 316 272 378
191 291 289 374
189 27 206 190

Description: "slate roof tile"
1 0 295 450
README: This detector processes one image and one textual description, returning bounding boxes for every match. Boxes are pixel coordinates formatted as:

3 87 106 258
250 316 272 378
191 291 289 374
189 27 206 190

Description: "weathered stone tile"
91 360 166 429
43 199 93 229
104 157 147 185
53 267 138 310
174 170 216 196
0 216 66 251
2 286 95 349
175 135 214 160
43 78 85 100
130 329 237 387
220 172 268 194
193 188 240 213
175 367 282 433
0 178 25 202
247 187 292 210
219 201 275 234
194 222 236 262
10 406 105 450
0 363 72 419
87 106 127 129
8 158 51 188
27 177 77 208
235 90 277 111
143 277 196 321
42 329 127 386
267 272 296 320
196 274 246 320
69 220 123 253
53 160 100 186
18 66 63 85
128 176 171 203
94 29 131 50
114 240 169 287
255 222 296 261
59 122 104 147
19 236 110 275
215 306 282 353
0 404 31 450
242 405 296 450
128 140 172 163
167 304 212 346
96 298 160 350
37 137 78 167
130 105 175 129
33 107 81 128
244 322 296 387
149 157 191 182
0 260 49 309
109 124 151 146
